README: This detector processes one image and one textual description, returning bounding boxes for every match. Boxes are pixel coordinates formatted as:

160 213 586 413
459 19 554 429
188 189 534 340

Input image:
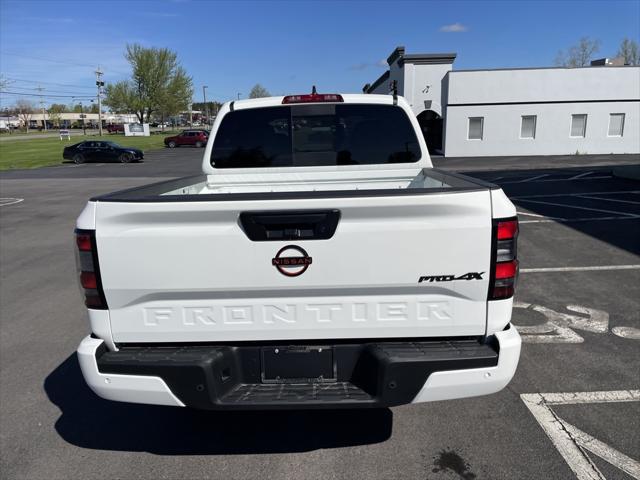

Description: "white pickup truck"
75 92 521 409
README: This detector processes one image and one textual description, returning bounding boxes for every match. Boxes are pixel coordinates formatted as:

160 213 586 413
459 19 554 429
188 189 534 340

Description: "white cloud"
349 60 388 71
440 22 468 33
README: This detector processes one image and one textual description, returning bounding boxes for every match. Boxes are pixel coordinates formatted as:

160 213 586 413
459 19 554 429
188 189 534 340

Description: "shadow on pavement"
44 354 393 455
459 164 640 257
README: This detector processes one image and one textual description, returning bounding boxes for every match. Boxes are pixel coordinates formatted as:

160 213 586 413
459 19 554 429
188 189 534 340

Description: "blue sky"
1 0 639 107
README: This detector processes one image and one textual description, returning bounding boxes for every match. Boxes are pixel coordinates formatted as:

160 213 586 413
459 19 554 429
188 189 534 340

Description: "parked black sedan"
63 141 144 164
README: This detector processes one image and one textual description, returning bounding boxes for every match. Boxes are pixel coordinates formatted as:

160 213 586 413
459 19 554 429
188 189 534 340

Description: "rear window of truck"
211 104 421 168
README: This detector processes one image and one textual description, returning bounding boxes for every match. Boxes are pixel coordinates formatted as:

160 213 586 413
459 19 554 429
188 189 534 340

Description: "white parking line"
576 194 640 205
500 175 611 185
0 198 24 206
513 190 640 199
516 198 639 217
521 174 550 182
521 390 640 480
568 171 594 180
520 265 640 273
516 211 563 219
520 215 639 224
501 174 549 184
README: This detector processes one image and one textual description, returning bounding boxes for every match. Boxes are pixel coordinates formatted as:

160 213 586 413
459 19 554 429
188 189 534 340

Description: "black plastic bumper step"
223 382 373 404
97 339 498 409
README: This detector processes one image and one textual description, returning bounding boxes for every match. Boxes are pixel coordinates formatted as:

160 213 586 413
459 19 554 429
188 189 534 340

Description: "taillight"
282 93 344 104
74 229 107 309
489 218 519 300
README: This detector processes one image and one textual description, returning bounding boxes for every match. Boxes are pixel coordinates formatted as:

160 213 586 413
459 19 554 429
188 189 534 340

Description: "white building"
25 112 139 128
0 116 20 129
364 46 640 157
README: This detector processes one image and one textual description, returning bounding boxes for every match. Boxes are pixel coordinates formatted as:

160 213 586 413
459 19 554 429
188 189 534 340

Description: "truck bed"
92 168 497 202
84 168 500 344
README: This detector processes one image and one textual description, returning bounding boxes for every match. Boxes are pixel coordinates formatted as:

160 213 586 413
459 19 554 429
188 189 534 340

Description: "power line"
2 85 98 95
0 51 130 76
0 90 95 99
0 50 96 68
3 76 96 89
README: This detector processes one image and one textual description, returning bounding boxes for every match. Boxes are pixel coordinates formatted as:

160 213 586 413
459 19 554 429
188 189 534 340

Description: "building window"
468 117 483 140
608 113 625 137
570 114 587 138
521 115 537 139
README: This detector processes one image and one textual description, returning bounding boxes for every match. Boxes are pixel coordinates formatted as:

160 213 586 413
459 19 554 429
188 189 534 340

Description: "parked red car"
106 124 125 134
164 130 209 148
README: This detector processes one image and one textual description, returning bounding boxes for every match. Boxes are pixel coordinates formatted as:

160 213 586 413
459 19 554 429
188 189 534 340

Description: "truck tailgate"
95 190 492 343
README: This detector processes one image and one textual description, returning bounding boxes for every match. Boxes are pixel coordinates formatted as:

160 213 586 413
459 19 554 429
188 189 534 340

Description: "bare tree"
617 38 639 65
15 99 34 132
249 84 270 98
0 74 10 90
555 37 601 67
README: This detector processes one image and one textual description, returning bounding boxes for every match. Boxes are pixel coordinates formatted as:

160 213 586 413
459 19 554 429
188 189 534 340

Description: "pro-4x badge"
418 272 484 283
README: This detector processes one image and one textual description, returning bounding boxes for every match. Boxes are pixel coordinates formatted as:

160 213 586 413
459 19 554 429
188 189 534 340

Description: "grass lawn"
0 133 178 170
0 130 57 137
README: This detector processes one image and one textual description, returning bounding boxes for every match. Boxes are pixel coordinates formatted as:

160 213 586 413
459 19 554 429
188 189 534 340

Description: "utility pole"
237 93 241 100
202 86 208 127
95 67 104 136
188 103 193 126
36 85 47 131
80 101 86 135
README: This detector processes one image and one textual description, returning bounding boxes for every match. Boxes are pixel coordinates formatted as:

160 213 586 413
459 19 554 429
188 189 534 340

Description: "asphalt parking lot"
0 150 638 480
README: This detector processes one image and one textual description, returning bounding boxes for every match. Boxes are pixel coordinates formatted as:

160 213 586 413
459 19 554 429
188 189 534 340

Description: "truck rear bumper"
77 325 520 409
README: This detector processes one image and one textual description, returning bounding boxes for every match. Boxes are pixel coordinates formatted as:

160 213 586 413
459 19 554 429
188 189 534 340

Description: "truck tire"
168 141 177 148
73 154 85 164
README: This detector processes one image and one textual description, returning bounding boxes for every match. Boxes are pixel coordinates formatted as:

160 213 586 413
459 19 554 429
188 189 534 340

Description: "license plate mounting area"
261 346 335 383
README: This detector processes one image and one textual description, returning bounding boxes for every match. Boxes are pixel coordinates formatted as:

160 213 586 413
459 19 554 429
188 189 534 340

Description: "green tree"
249 84 270 98
104 44 193 123
617 38 639 65
555 37 601 67
156 70 193 123
48 103 67 127
102 82 135 113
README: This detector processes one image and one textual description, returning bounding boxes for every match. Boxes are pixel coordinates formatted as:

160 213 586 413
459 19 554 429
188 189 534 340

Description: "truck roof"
228 93 398 110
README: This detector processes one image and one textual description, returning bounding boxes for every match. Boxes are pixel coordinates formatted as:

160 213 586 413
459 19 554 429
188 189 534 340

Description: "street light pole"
202 85 208 127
